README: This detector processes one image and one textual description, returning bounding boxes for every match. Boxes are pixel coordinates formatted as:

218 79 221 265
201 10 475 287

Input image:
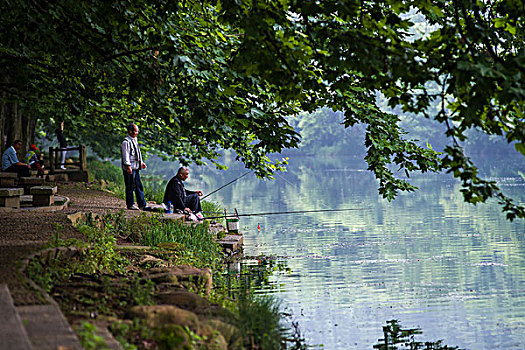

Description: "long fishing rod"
201 170 252 200
204 207 368 220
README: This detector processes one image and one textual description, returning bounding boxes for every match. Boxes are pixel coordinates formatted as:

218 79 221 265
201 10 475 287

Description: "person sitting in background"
25 144 45 177
163 167 204 219
1 139 30 177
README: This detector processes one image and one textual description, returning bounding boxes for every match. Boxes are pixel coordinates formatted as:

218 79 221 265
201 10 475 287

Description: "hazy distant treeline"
286 107 516 157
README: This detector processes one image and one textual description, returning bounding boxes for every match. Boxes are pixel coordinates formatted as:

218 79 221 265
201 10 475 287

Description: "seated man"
1 139 30 177
25 144 45 177
163 167 203 216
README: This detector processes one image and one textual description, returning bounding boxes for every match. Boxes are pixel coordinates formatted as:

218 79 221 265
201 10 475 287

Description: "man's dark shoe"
127 205 140 210
139 206 150 211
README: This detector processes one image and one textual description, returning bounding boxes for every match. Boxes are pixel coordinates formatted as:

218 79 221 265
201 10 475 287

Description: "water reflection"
152 155 525 349
373 320 462 349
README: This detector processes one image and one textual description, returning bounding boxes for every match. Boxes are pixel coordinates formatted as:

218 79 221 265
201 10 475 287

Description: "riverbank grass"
25 177 307 349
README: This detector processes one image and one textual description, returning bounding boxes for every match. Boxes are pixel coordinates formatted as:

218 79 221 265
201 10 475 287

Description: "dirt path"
0 183 132 305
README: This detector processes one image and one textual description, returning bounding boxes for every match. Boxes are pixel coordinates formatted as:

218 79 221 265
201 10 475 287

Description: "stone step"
0 284 34 350
0 188 24 209
218 234 244 255
0 172 17 187
29 186 58 207
17 304 83 350
17 177 45 186
0 172 18 178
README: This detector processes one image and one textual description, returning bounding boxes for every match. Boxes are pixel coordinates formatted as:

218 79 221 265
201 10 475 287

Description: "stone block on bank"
218 234 244 254
0 172 18 179
18 177 45 186
142 265 212 296
30 186 57 196
19 177 45 194
0 172 17 187
128 305 200 329
30 186 57 207
154 289 212 313
0 187 24 208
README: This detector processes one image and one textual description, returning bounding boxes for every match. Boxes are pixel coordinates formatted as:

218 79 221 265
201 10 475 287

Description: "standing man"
121 123 148 210
163 167 204 217
56 121 67 169
1 139 30 177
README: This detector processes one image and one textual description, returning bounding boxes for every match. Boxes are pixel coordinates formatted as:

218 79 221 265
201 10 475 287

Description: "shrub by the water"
108 212 222 269
236 293 307 350
141 174 167 204
87 158 123 185
139 219 221 268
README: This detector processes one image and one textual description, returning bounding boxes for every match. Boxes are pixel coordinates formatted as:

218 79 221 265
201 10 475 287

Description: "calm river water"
159 154 525 349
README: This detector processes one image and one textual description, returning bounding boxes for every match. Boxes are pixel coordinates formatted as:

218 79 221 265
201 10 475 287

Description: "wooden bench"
0 172 18 187
0 188 24 209
30 186 57 207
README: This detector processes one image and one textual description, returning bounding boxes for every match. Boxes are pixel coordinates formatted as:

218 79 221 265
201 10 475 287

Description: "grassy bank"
24 159 307 349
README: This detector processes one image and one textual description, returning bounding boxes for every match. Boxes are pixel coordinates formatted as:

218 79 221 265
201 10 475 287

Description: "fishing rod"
204 207 368 220
201 170 252 200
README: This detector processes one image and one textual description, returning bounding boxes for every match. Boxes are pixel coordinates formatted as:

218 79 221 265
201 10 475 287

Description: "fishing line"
204 207 369 220
201 170 252 200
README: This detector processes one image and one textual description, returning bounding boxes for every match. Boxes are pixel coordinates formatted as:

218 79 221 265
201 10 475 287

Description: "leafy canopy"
1 0 299 176
1 0 524 219
216 0 525 219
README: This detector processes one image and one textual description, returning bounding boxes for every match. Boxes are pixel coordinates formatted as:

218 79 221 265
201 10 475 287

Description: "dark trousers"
5 164 30 178
123 169 146 208
184 193 202 213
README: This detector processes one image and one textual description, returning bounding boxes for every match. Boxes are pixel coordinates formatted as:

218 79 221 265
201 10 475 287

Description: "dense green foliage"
1 0 297 177
130 215 222 268
2 1 524 218
88 158 124 185
236 295 290 350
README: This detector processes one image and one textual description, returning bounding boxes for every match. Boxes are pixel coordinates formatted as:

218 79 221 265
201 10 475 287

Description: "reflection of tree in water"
374 320 462 350
222 256 291 297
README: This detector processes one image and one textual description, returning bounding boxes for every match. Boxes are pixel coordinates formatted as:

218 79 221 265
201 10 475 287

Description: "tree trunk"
5 101 22 150
0 94 5 154
21 110 37 156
